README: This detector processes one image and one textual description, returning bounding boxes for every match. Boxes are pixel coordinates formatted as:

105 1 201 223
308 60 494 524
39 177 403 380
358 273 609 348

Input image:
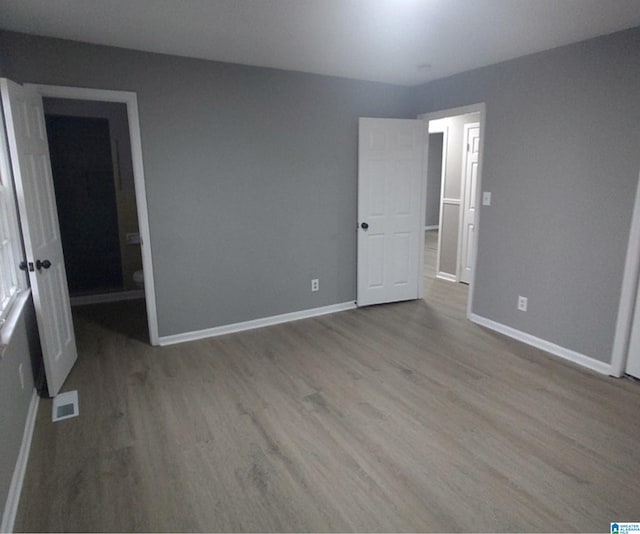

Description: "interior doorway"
420 104 486 318
43 99 144 305
26 83 159 345
2 79 157 396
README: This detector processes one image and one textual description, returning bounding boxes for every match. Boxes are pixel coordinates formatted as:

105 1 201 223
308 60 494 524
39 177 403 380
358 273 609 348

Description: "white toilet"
133 269 144 289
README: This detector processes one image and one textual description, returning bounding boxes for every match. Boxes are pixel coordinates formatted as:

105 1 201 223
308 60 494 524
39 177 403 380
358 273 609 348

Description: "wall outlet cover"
517 296 528 312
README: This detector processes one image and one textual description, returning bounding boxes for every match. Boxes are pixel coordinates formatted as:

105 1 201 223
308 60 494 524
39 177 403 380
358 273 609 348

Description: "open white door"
1 78 77 396
460 122 480 284
357 118 425 306
626 279 640 378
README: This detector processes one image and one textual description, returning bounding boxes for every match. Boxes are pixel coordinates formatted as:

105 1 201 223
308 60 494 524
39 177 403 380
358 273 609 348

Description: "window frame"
0 105 26 329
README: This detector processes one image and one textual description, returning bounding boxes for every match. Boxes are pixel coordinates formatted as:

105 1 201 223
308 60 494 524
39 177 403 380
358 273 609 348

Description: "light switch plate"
482 192 492 206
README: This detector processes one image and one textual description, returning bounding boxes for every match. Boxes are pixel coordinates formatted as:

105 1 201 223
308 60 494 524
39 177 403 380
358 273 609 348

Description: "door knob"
360 222 369 230
36 259 52 270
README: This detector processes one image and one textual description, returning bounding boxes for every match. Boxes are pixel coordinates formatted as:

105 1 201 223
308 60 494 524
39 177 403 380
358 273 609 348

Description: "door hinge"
19 260 34 272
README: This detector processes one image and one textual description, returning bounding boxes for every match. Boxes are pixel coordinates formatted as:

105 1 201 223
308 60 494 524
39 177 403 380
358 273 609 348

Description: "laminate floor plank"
14 231 640 532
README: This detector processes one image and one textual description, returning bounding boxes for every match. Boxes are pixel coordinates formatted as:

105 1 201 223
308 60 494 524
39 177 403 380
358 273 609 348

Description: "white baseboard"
425 225 439 231
1 389 39 533
70 290 145 307
437 272 457 283
158 301 357 346
469 313 612 375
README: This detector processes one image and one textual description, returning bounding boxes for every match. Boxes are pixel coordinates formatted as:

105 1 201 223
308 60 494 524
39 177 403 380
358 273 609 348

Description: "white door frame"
418 103 486 320
611 168 640 376
25 84 159 345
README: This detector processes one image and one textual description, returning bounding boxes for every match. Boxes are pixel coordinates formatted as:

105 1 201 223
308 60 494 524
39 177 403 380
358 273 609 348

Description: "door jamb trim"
26 83 159 345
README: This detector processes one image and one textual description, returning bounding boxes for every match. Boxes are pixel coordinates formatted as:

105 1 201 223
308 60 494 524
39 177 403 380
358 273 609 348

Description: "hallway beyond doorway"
423 229 468 319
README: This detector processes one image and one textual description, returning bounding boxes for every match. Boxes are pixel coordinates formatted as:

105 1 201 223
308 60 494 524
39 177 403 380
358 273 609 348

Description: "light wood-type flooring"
15 230 640 532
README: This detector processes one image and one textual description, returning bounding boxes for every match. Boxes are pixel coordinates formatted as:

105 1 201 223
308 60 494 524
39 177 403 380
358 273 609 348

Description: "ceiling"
1 0 640 86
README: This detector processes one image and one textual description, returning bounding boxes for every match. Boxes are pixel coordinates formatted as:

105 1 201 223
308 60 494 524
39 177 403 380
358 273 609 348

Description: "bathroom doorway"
43 98 145 305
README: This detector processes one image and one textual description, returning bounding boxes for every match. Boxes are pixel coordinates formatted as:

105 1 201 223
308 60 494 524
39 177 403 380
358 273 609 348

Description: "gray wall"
0 298 39 514
426 133 442 228
412 26 640 363
2 26 638 361
0 31 413 337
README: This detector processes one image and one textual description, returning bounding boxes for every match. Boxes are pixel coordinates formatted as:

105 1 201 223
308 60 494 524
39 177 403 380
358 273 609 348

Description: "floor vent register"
51 390 79 422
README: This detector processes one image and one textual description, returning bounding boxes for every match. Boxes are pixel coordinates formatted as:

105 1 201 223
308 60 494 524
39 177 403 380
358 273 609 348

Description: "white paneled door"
357 118 425 306
460 122 480 285
1 78 77 396
626 279 640 378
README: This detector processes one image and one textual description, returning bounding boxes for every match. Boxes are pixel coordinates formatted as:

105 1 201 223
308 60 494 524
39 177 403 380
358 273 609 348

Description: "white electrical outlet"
482 191 492 206
19 363 24 389
311 279 319 292
517 296 528 312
